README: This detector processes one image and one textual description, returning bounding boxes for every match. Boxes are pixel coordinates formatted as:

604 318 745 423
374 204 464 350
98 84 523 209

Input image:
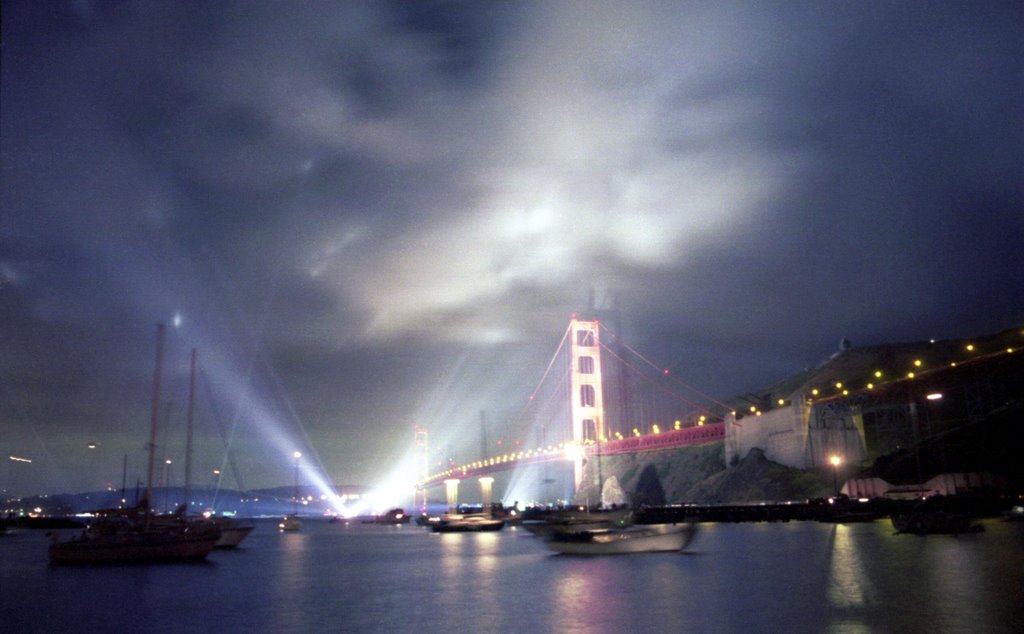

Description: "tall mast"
184 349 197 517
144 324 165 529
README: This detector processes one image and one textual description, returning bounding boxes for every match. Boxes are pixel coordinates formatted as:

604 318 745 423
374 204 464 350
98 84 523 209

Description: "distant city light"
874 370 882 378
966 344 974 352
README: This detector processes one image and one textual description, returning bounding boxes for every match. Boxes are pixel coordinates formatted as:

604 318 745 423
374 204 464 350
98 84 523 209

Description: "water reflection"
436 532 501 622
827 524 870 609
551 560 624 626
268 530 310 630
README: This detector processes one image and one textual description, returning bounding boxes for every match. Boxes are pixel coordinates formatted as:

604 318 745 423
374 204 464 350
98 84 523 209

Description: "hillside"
580 324 1023 505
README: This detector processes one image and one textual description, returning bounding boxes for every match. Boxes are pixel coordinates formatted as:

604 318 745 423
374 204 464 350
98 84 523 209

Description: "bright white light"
926 393 943 400
172 313 183 328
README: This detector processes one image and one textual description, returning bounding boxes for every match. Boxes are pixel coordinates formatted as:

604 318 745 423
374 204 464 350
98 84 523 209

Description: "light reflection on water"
1 519 1021 632
828 523 869 609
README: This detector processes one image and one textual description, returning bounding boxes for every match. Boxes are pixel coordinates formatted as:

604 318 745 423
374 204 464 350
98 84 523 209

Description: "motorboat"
542 522 697 555
429 513 505 533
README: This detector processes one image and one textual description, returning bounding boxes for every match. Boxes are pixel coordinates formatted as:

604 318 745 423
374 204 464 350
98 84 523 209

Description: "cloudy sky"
2 1 1021 498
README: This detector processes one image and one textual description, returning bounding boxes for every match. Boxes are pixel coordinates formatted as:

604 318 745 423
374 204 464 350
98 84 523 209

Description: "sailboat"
49 325 221 563
542 521 697 556
279 452 302 532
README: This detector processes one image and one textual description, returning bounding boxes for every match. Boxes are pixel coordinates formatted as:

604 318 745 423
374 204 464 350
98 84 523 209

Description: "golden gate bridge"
416 317 730 506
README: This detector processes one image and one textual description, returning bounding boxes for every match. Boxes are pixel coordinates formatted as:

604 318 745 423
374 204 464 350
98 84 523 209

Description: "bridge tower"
414 425 429 512
569 318 606 491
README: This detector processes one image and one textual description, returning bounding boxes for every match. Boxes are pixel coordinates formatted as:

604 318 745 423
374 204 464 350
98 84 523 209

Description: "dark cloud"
2 1 1021 498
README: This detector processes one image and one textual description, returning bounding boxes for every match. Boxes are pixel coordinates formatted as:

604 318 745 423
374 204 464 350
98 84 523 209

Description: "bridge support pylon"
569 318 606 493
444 478 460 513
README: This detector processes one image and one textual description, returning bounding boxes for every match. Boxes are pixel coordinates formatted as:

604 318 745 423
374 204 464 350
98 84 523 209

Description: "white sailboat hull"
543 523 696 556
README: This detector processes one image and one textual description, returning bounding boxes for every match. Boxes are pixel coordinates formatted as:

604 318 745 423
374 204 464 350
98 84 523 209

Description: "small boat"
429 513 505 533
279 515 302 532
543 522 697 556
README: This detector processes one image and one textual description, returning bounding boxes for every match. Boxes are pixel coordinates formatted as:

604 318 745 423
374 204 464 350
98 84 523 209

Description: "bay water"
2 517 1022 633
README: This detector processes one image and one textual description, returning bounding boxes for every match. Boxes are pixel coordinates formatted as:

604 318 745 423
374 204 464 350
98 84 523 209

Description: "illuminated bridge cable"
600 324 733 411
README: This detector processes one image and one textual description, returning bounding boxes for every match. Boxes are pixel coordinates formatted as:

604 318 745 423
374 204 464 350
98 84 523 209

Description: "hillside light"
835 382 843 389
914 359 922 367
966 344 974 352
812 388 819 396
907 372 915 379
874 370 883 378
778 399 785 406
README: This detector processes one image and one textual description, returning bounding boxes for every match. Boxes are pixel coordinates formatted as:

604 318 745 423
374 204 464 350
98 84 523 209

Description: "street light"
829 455 842 497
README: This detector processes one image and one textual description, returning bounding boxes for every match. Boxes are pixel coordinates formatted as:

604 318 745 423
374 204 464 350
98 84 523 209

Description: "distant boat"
429 513 505 533
48 327 220 564
279 515 302 532
542 522 697 556
374 508 411 525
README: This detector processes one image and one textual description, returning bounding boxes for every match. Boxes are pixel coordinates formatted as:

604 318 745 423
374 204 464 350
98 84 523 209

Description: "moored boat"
47 327 221 564
49 517 220 563
429 513 504 533
279 515 302 531
543 522 697 555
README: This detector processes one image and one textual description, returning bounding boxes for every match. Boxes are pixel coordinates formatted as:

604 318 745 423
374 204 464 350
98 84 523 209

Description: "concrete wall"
725 403 808 468
726 399 867 470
